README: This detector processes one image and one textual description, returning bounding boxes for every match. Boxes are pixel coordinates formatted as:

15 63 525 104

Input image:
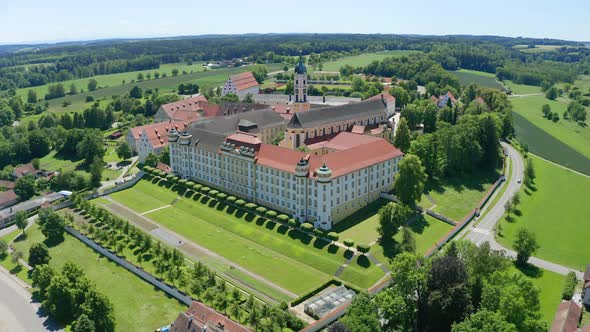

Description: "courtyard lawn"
424 170 499 221
11 224 186 332
338 255 387 289
497 155 590 270
320 51 419 72
332 199 388 244
110 179 384 293
511 95 590 161
451 69 505 90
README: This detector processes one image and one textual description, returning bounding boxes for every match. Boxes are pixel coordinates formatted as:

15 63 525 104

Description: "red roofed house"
0 180 15 190
432 91 458 108
221 72 260 99
550 300 582 332
170 301 250 332
127 121 188 162
156 162 172 174
12 163 37 179
154 95 209 123
0 190 18 209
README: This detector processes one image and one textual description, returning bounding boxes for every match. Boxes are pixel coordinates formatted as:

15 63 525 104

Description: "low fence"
87 171 144 200
425 210 456 226
65 226 193 306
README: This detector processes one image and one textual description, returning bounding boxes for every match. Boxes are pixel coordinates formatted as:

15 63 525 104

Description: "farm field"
450 69 505 90
497 155 590 270
15 62 205 100
512 95 590 159
504 81 542 95
512 107 590 175
109 179 385 295
319 50 419 71
513 44 564 53
11 224 187 331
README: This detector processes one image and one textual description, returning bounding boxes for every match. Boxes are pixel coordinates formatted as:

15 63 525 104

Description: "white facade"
221 79 260 99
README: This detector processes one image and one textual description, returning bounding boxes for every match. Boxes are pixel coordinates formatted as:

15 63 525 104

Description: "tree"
80 288 116 332
513 228 540 266
27 90 38 103
504 200 514 219
452 309 517 332
171 68 179 77
394 118 411 153
89 157 103 187
87 79 98 92
69 84 78 95
251 64 269 84
15 211 28 235
284 80 294 95
144 153 159 167
545 86 558 100
0 108 15 126
479 114 500 170
76 130 105 164
38 209 65 244
11 250 23 266
0 240 7 257
242 93 254 103
221 93 239 102
116 142 132 160
399 227 416 253
29 242 51 267
28 130 51 158
394 154 427 206
524 158 536 186
511 192 521 207
423 103 438 133
377 202 413 240
340 292 381 332
541 104 551 118
73 314 95 332
129 86 143 99
15 175 37 200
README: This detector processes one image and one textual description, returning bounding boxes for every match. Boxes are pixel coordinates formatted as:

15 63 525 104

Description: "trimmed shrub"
157 170 167 177
193 184 202 191
216 193 228 200
343 239 355 248
327 232 339 242
256 207 268 214
200 186 211 193
288 218 299 228
245 203 257 211
561 272 577 300
277 214 289 222
227 196 237 203
209 189 219 196
265 210 278 219
165 174 175 181
357 244 370 254
178 179 188 185
235 199 246 207
186 181 195 187
313 228 326 238
300 223 314 232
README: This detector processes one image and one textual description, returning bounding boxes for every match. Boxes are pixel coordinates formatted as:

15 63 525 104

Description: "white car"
517 178 522 183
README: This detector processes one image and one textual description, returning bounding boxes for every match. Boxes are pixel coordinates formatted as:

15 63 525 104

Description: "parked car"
517 178 522 183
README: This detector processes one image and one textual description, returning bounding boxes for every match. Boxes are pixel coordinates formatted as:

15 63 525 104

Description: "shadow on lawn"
515 262 543 279
331 199 388 234
424 169 500 197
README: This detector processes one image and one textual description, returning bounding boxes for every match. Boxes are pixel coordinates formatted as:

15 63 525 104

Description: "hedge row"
561 272 577 300
290 279 343 307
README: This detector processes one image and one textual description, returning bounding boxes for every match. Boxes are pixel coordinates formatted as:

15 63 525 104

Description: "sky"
0 0 588 45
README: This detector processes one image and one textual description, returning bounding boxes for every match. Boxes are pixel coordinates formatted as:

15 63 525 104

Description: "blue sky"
0 0 588 44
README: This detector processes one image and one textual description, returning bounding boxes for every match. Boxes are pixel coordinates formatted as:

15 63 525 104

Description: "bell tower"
293 55 310 112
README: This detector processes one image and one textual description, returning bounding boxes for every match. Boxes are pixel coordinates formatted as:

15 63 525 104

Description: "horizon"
1 0 589 45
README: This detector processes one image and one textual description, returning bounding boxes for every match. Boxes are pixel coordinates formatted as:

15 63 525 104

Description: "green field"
15 62 205 100
497 155 590 270
319 51 419 72
451 69 505 90
513 45 564 53
11 224 186 331
110 179 384 294
421 171 499 221
332 199 386 244
514 111 590 175
504 81 542 95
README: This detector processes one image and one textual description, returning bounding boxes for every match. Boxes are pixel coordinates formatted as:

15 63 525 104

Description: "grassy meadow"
319 50 419 71
451 69 505 90
497 155 590 270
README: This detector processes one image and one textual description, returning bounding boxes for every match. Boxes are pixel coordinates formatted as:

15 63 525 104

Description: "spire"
295 54 307 74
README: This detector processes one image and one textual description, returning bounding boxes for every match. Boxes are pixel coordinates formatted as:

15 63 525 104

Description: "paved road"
0 193 63 222
462 143 583 278
0 267 54 332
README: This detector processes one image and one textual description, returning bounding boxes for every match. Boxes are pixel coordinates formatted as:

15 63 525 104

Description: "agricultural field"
450 69 505 90
511 96 590 174
497 155 590 270
513 44 564 53
319 50 420 72
15 62 205 101
10 224 186 331
504 81 542 95
109 179 385 295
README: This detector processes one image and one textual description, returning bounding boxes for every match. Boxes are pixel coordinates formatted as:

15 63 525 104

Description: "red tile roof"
0 180 15 190
155 162 172 173
13 163 37 178
257 144 305 174
230 72 259 91
226 132 262 146
550 301 582 332
0 189 18 205
367 91 396 104
270 103 294 121
582 325 590 332
171 301 250 332
351 125 365 134
324 132 382 151
131 121 188 148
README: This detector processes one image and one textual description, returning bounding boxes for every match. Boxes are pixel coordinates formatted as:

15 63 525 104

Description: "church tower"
293 55 311 112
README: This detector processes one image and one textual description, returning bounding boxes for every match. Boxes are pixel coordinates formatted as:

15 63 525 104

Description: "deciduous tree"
394 154 427 206
394 118 411 153
513 228 539 266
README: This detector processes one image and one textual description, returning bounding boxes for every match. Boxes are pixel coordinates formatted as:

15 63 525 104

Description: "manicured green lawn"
451 69 505 90
424 171 499 221
111 179 384 293
338 255 386 289
509 265 564 325
332 199 387 244
497 155 590 270
511 95 590 160
320 51 419 71
39 150 82 173
0 228 30 281
12 224 186 331
504 81 542 95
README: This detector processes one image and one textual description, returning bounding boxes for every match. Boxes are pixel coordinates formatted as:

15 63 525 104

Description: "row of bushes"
561 272 578 300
